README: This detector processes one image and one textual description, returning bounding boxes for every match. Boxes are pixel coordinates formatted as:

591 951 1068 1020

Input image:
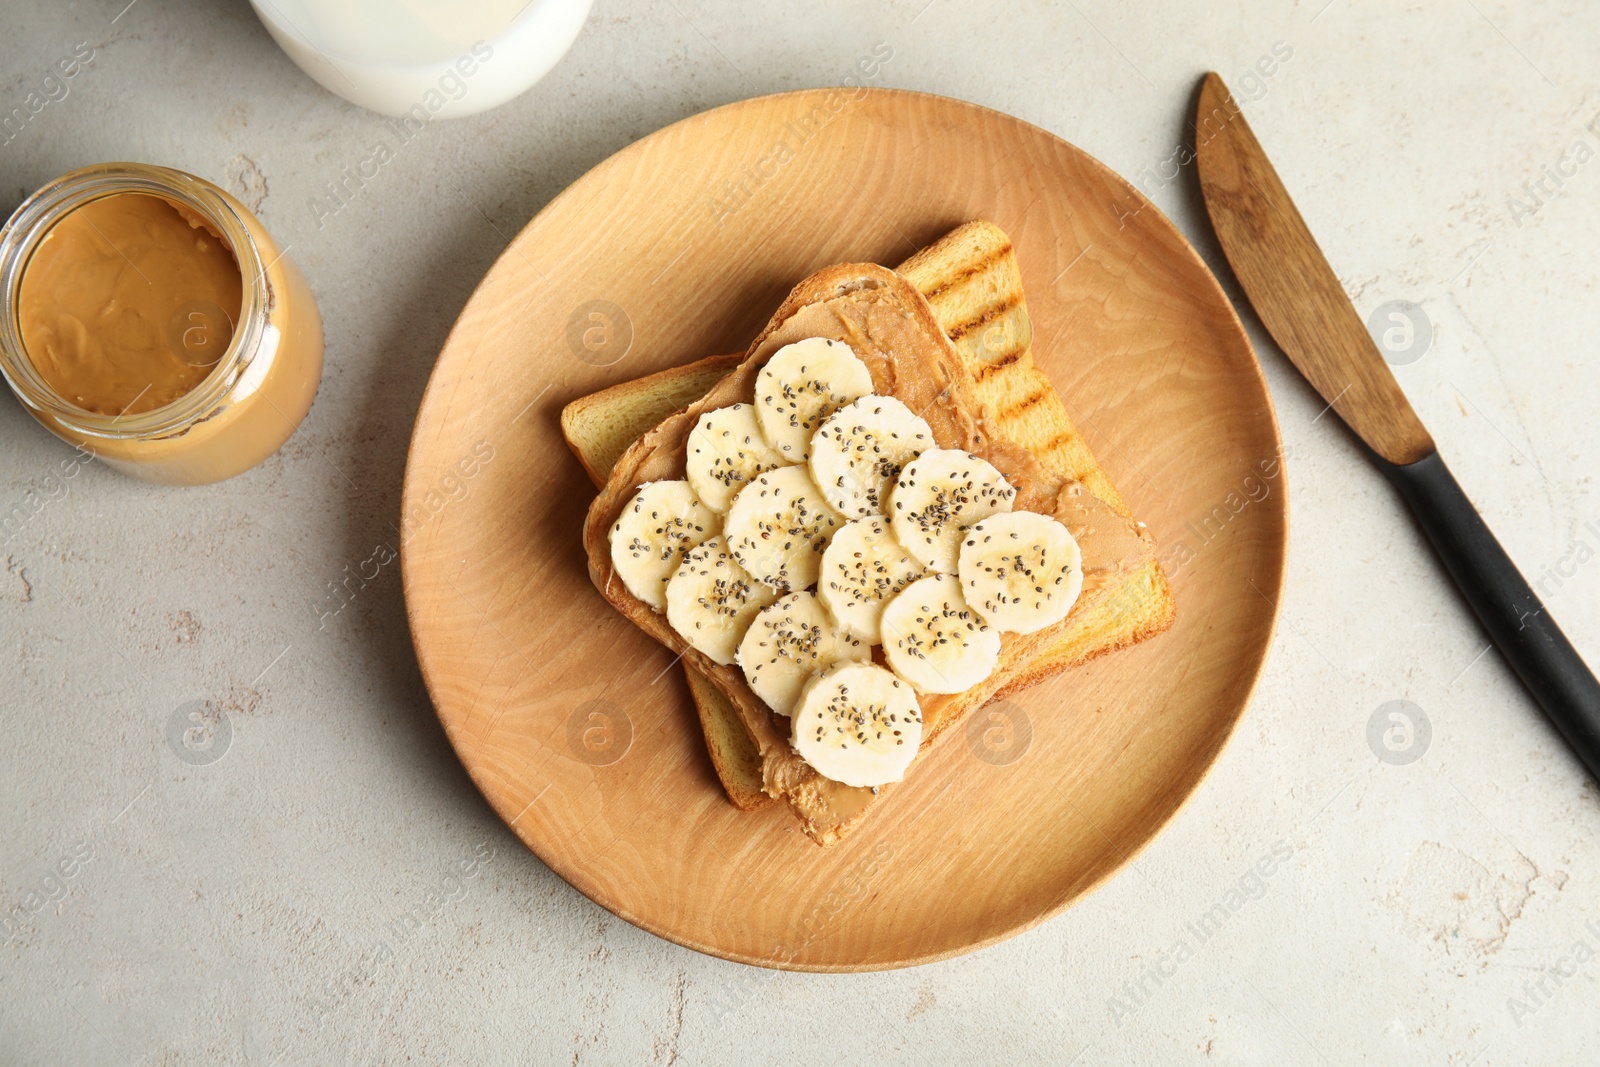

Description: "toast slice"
581 260 1164 845
563 354 743 489
896 226 1177 695
563 353 773 812
562 221 1175 816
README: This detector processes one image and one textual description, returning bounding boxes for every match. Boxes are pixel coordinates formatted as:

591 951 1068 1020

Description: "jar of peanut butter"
0 163 323 484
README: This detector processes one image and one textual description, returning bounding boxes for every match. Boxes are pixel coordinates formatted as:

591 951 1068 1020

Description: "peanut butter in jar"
0 163 323 485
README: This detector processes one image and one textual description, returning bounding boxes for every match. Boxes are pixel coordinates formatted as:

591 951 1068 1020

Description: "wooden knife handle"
1376 449 1600 779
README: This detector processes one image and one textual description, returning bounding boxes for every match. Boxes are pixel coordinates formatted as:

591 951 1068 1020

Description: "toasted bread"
581 260 1162 845
897 225 1177 689
562 222 1175 817
561 354 742 489
681 667 769 811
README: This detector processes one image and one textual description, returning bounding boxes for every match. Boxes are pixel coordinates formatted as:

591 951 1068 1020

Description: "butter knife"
1193 71 1600 780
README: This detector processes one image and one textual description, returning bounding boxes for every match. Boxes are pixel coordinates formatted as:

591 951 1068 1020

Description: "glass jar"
0 162 323 485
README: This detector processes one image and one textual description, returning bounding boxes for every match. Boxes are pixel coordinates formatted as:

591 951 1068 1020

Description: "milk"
249 0 593 118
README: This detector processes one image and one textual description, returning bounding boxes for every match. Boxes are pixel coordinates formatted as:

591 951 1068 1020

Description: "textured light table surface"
2 1 1598 1064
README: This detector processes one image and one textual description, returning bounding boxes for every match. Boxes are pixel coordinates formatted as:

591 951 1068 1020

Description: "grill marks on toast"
971 353 1027 381
1042 430 1081 454
1004 388 1051 416
916 240 1014 303
944 292 1024 343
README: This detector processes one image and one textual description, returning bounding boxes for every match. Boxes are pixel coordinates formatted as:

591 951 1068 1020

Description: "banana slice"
887 448 1017 572
809 395 935 518
685 403 789 512
791 660 924 788
724 464 844 592
736 589 867 715
816 516 924 644
753 337 875 461
957 511 1084 634
664 535 781 665
608 480 719 611
880 573 1001 694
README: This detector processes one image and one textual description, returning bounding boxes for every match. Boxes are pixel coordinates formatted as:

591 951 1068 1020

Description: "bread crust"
560 353 743 486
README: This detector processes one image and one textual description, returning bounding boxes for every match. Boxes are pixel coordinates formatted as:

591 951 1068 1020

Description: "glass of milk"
248 0 594 118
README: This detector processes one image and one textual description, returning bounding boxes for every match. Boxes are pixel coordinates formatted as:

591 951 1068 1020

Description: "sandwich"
566 221 1175 844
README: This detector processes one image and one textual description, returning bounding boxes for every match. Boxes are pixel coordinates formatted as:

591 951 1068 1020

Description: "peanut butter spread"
19 193 243 415
585 265 1154 843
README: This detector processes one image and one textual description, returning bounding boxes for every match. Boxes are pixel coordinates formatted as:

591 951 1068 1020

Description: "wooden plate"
401 88 1286 971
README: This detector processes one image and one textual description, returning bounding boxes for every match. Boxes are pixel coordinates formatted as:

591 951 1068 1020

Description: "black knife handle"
1374 449 1600 779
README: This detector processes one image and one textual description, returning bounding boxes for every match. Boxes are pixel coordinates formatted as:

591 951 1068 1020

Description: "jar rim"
0 162 271 440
